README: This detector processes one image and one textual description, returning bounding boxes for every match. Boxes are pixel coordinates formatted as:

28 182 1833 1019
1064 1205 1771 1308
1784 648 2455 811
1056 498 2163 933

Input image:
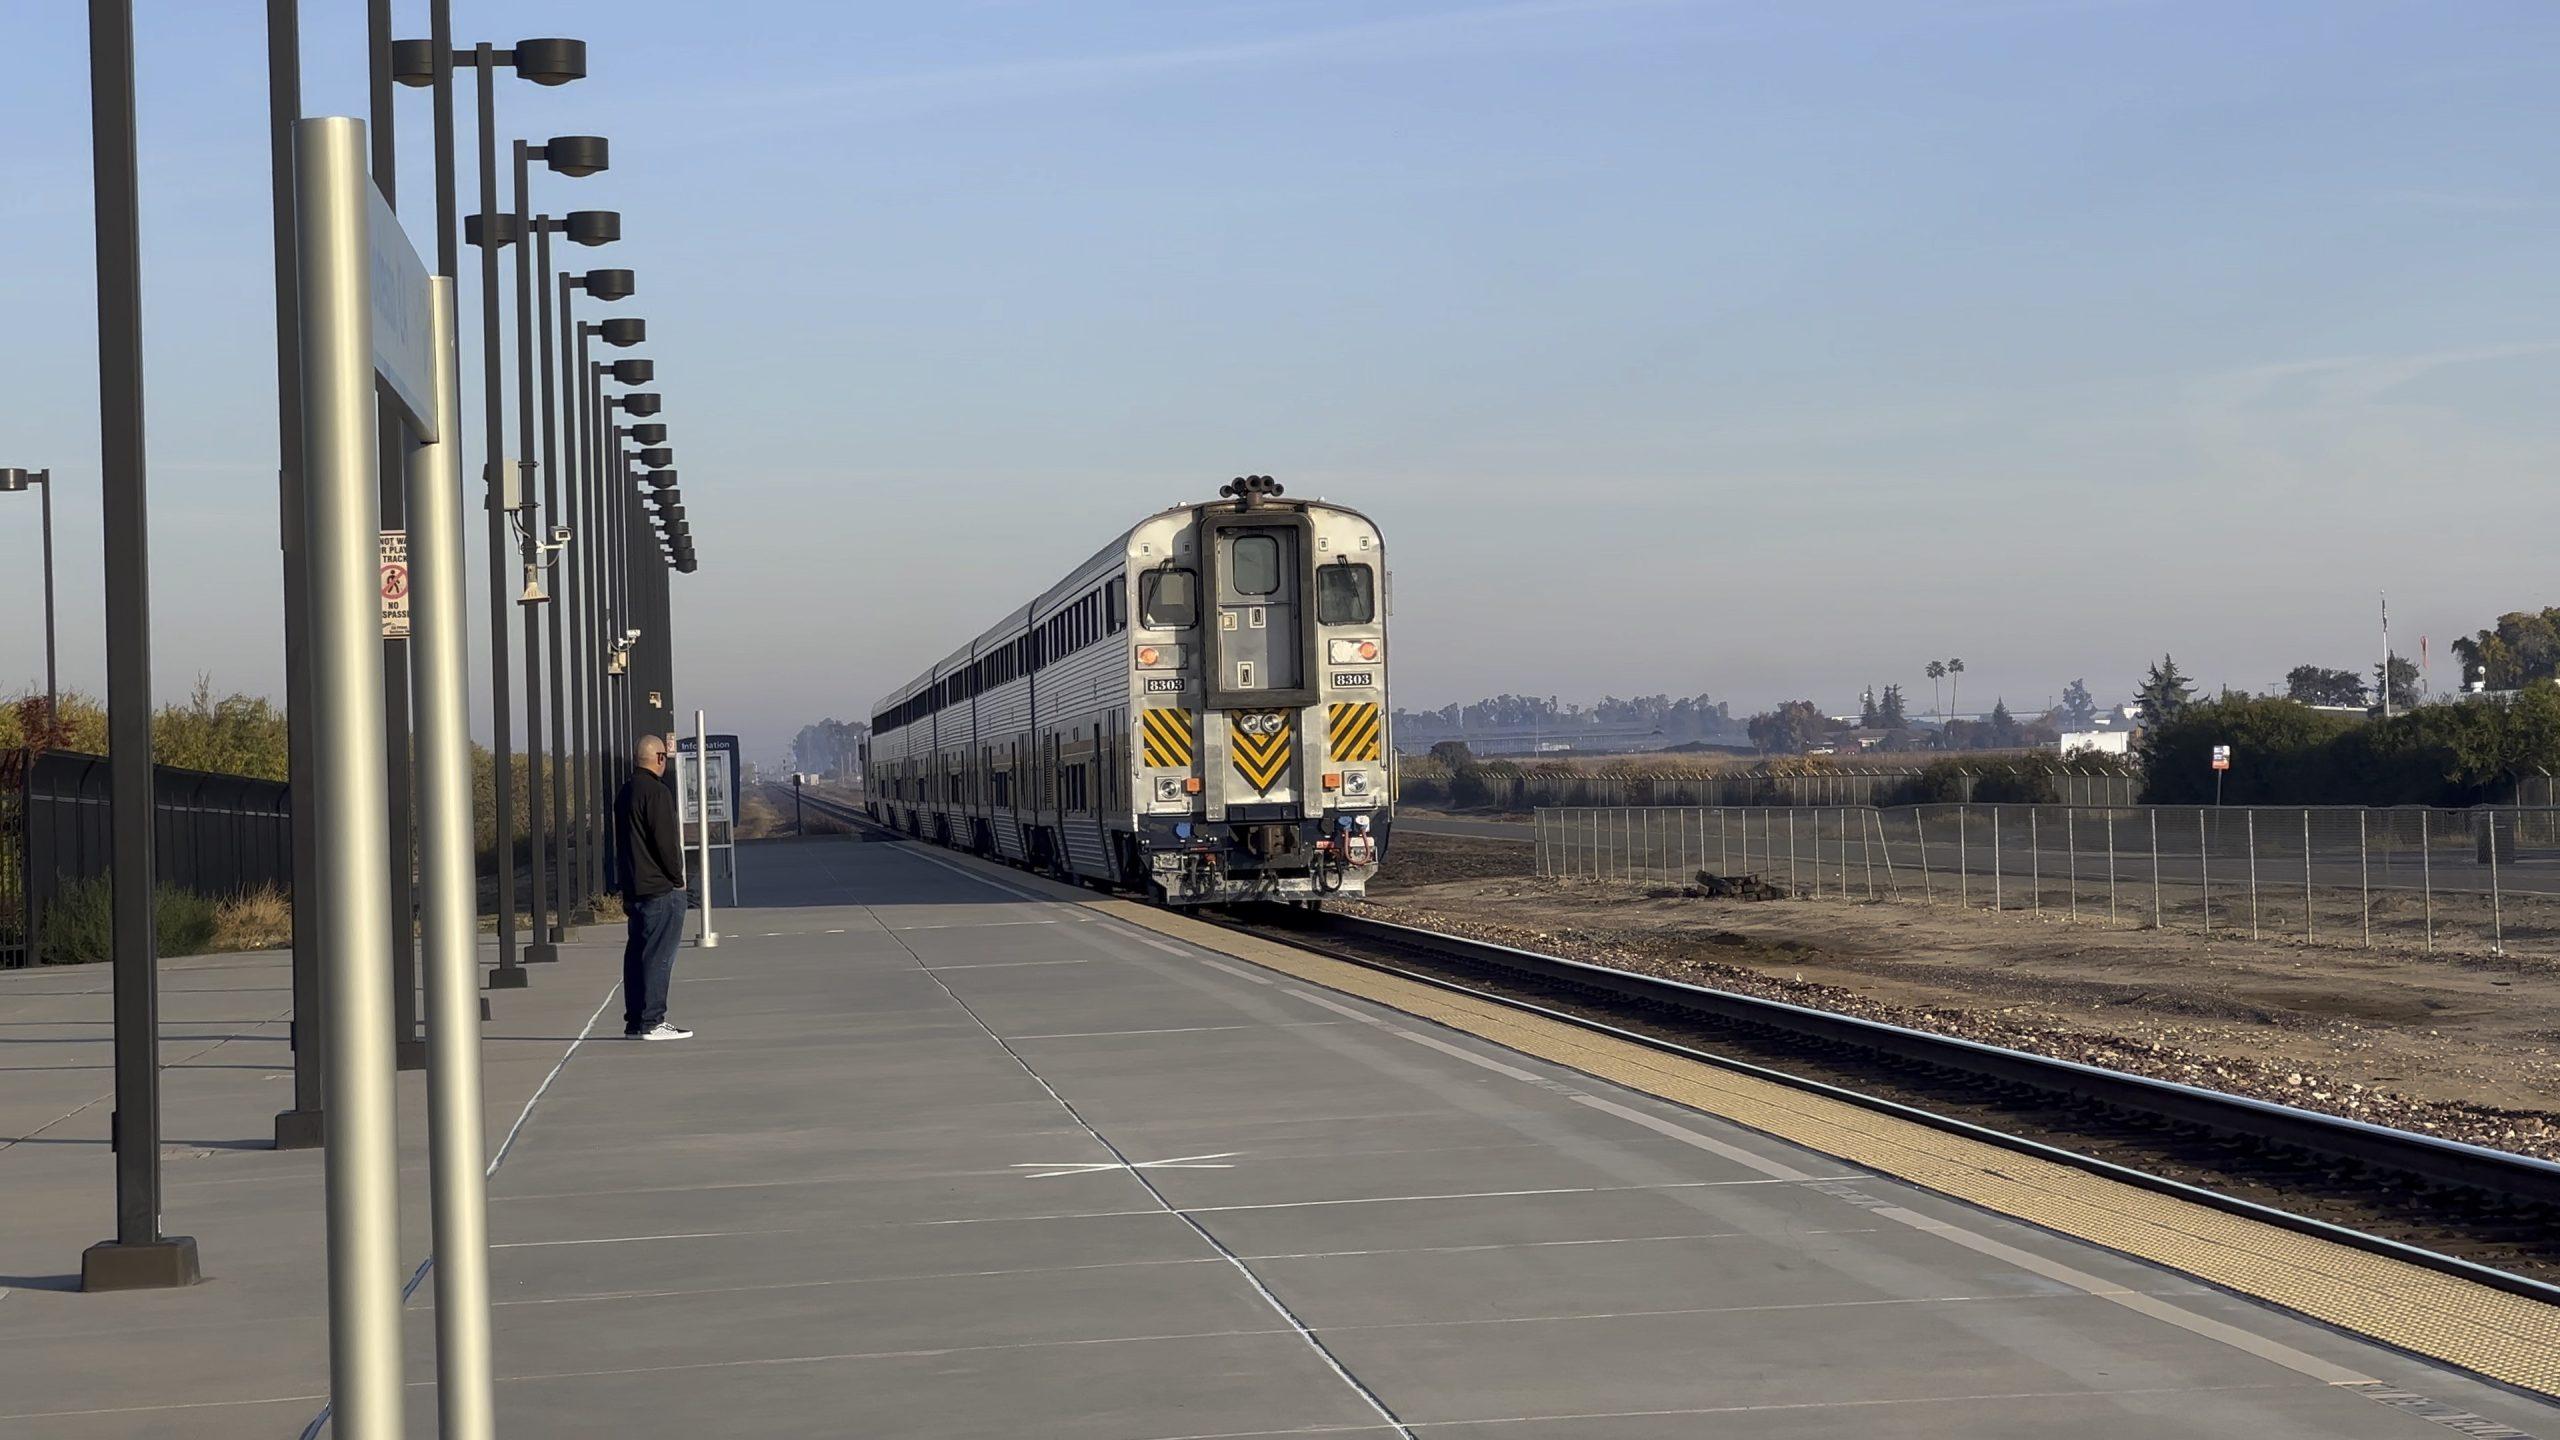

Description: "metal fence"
1532 803 2560 959
3 750 293 968
1407 767 2138 811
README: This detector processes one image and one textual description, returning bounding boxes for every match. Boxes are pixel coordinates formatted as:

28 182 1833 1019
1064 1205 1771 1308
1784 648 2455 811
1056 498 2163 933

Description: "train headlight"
1136 644 1182 669
1326 638 1380 664
1342 771 1372 797
1154 776 1187 803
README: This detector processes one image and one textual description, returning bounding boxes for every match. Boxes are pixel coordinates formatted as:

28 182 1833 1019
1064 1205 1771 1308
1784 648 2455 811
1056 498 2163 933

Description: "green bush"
2139 688 2560 805
38 876 221 965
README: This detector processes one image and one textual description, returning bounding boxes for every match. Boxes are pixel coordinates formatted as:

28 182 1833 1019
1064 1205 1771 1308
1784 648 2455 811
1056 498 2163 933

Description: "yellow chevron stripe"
1142 709 1195 768
1328 701 1382 763
1228 716 1294 792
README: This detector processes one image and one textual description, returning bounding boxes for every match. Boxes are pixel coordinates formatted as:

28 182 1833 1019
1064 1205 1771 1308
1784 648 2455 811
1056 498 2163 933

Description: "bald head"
637 734 669 774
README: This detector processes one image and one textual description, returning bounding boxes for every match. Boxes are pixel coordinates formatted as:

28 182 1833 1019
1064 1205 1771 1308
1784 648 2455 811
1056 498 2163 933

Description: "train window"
1140 568 1197 628
1231 535 1281 596
1317 562 1375 624
1107 584 1125 634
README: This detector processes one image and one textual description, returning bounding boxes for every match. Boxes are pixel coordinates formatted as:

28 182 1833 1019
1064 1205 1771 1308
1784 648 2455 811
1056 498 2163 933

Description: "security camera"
550 525 572 545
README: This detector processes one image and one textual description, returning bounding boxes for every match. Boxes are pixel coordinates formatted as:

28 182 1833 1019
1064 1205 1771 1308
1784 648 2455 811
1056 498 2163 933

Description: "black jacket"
615 767 687 899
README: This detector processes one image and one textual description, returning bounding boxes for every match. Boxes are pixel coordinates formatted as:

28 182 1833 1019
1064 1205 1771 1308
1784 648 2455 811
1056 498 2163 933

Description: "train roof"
869 494 1383 716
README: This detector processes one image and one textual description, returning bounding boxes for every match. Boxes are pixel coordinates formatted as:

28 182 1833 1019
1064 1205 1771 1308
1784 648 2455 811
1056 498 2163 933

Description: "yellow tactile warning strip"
1327 701 1383 763
1227 714 1292 792
1140 708 1194 768
1090 899 2560 1401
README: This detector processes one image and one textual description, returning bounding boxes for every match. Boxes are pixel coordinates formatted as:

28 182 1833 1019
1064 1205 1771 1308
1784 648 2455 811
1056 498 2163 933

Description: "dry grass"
213 886 293 951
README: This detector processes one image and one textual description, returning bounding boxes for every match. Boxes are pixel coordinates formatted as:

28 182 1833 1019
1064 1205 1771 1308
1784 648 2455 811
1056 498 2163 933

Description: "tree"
1925 660 1946 722
1428 739 1475 767
1985 698 2023 748
2449 609 2560 690
1746 700 1830 755
1947 658 1965 719
2374 655 2421 711
1878 684 1908 729
2134 655 2193 724
1858 686 1879 728
2283 664 2367 707
2059 678 2098 730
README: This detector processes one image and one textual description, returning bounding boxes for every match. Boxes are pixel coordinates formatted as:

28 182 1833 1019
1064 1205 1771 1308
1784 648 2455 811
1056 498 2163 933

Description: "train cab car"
862 476 1390 905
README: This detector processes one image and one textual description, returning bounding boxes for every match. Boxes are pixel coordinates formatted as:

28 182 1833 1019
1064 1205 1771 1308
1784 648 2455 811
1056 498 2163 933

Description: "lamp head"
598 317 645 346
563 209 620 246
638 446 674 469
511 39 589 86
647 469 678 490
542 134 610 176
619 392 662 417
578 268 635 301
609 359 654 385
390 39 437 86
629 423 668 445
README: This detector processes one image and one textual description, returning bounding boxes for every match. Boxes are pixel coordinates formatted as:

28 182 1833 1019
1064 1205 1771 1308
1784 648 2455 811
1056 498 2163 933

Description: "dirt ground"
1362 830 2560 1160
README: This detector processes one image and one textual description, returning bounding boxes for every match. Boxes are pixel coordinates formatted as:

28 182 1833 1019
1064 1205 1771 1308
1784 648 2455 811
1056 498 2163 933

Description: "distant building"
2056 730 2131 757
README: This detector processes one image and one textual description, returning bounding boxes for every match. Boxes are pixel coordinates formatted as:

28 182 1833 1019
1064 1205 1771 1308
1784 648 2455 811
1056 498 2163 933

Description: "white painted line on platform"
1016 1151 1241 1180
1175 1177 1834 1216
1009 1021 1349 1041
921 958 1091 971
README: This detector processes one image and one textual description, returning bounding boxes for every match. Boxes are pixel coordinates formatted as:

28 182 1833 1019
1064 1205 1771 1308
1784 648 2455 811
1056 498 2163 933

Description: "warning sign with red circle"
380 530 410 639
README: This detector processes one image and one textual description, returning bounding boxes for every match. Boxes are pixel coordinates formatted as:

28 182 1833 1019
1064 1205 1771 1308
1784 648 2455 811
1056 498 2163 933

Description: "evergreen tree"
2135 655 2193 723
1879 684 1908 729
2059 677 2098 729
1859 686 1879 728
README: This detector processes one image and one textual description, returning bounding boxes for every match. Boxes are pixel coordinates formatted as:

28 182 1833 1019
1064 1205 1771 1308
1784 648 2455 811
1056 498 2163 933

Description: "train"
864 476 1391 904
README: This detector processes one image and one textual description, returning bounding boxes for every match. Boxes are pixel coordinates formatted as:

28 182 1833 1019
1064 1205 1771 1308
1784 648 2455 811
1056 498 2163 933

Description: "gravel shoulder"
1359 830 2560 1160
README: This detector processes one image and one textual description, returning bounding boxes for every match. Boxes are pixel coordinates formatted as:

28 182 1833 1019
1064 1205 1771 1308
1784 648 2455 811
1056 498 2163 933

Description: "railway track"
1220 904 2560 1303
813 799 2560 1301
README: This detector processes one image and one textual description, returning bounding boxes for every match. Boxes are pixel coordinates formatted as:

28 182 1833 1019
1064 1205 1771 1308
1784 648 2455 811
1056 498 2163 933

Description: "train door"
1213 526 1303 695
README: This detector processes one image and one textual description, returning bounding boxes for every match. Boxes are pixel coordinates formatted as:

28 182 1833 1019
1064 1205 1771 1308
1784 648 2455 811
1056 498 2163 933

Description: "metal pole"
371 0 424 1074
2246 807 2260 940
473 50 523 986
77 0 199 1292
2065 805 2077 920
573 326 599 906
265 0 324 1153
2303 808 2313 944
696 709 720 947
2200 808 2212 935
1992 805 2003 912
2029 806 2041 915
2489 809 2504 954
36 473 56 718
512 146 554 964
408 277 496 1440
296 115 402 1429
2422 811 2434 951
1915 808 1932 902
541 240 574 934
2150 807 2162 929
1958 804 1969 909
2360 810 2371 948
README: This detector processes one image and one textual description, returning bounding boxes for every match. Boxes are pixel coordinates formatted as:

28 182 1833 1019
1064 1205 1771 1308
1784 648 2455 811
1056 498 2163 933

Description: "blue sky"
3 1 2558 759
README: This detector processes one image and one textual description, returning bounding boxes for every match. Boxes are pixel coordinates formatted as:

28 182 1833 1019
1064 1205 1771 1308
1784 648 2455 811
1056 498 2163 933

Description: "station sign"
675 733 740 827
2210 744 2231 772
380 530 409 639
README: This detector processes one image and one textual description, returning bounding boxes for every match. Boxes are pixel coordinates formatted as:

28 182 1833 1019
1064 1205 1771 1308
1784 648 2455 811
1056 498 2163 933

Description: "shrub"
215 886 293 951
38 876 221 964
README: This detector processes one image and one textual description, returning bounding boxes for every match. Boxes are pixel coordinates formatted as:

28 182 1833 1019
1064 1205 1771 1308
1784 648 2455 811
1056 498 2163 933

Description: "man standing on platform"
617 733 693 1040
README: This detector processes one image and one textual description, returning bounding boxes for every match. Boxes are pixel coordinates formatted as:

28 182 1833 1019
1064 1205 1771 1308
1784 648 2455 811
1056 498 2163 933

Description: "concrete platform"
5 833 2559 1437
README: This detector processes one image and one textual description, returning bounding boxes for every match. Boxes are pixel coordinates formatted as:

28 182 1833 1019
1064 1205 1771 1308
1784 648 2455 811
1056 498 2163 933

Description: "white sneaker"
639 1022 693 1041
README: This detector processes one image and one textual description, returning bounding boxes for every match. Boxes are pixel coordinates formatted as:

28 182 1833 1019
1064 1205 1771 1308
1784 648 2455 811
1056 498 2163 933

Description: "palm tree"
1947 658 1965 720
1925 660 1946 722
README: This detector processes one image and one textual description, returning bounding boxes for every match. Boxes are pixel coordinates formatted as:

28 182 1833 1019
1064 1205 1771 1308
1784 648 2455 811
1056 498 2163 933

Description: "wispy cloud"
2198 341 2560 411
709 0 1704 123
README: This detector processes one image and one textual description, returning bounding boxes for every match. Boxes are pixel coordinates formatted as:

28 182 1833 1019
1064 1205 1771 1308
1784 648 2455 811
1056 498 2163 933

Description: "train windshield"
1316 562 1374 624
1140 568 1197 627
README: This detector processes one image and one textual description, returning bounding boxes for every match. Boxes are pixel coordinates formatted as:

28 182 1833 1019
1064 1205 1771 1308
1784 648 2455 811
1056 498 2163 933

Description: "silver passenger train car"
864 476 1390 904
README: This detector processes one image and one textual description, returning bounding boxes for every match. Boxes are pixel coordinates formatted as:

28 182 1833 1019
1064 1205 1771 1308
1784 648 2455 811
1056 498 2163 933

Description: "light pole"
498 152 609 966
597 385 659 852
78 0 199 1292
0 468 57 728
531 213 619 942
391 35 590 993
567 285 637 906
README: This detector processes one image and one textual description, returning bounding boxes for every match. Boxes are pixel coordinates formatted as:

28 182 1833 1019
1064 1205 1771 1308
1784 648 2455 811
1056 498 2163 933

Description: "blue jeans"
622 889 687 1033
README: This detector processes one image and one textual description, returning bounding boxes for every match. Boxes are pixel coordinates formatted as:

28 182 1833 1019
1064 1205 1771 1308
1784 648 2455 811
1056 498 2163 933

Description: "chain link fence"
1533 803 2560 958
1406 765 2138 810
